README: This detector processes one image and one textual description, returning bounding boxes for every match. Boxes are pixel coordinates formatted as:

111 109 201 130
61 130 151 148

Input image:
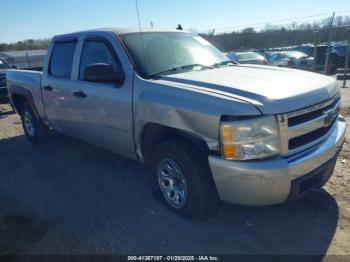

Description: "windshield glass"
120 32 229 77
0 60 11 69
283 51 308 59
236 52 263 60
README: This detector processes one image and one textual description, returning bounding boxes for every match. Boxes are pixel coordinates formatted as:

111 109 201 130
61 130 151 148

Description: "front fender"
133 75 261 153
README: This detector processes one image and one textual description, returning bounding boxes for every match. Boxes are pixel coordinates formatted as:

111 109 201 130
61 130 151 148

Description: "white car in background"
227 51 269 65
269 51 314 70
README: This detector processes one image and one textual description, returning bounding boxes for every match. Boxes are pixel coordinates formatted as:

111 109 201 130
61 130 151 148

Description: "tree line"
0 39 49 52
201 15 350 52
1 15 350 53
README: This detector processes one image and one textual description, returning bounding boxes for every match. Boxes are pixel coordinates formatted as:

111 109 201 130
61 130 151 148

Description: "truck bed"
7 69 42 94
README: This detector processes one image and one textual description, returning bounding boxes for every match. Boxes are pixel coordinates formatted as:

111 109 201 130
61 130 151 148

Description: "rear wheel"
21 103 50 144
154 140 218 220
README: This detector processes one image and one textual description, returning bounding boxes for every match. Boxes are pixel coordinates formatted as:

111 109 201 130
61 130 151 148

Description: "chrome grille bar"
278 94 341 156
288 100 340 139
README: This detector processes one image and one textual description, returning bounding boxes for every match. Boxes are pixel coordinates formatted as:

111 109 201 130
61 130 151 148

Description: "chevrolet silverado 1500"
6 28 347 219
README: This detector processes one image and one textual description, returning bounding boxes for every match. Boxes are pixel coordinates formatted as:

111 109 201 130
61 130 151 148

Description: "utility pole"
343 30 350 88
26 52 31 68
324 12 335 74
313 30 319 72
209 29 216 39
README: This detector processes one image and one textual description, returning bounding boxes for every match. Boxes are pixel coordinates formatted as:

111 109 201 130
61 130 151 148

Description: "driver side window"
79 39 120 80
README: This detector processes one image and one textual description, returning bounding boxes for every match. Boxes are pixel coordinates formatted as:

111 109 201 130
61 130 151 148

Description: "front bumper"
209 118 346 206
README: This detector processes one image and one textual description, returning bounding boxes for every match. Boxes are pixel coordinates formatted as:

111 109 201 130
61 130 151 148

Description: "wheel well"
11 94 28 114
140 123 210 166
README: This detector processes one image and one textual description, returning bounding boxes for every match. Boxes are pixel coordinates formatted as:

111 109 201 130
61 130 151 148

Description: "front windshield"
120 32 230 77
0 60 11 69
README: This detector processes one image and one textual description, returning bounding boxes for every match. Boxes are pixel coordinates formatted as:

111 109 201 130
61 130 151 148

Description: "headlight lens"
220 116 280 160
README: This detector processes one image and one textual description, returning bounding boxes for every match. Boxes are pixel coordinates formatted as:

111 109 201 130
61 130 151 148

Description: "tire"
153 139 218 220
21 103 50 144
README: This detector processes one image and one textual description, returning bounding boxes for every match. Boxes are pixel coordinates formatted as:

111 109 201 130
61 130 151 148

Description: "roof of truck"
55 28 189 39
110 28 189 35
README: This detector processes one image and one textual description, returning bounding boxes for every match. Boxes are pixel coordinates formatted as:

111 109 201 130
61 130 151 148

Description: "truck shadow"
0 133 339 256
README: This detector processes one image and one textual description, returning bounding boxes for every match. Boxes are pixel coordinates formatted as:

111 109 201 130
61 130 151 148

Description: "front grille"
279 94 340 156
288 118 337 150
0 87 8 96
288 98 339 126
0 76 6 87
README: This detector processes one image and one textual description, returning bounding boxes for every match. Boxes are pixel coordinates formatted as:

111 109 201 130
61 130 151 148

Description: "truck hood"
159 65 339 114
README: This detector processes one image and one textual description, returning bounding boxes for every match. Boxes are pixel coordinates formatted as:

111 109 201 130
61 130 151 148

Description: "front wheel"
21 103 50 144
154 140 218 220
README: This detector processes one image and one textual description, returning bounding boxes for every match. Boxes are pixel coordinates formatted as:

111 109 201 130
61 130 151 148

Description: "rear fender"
10 85 41 119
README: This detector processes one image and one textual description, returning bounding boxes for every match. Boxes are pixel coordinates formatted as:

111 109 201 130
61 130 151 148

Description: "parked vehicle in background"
294 44 337 73
235 52 269 65
6 28 346 220
269 51 313 70
226 51 238 63
294 45 314 57
332 44 350 70
0 59 11 102
260 51 275 61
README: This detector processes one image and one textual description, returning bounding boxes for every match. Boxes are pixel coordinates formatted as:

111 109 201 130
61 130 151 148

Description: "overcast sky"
1 0 350 43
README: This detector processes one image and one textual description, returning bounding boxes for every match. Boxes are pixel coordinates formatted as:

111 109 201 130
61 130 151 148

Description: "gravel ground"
0 103 350 256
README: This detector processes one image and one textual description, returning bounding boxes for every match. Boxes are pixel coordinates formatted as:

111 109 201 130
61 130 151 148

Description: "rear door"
41 39 78 134
67 35 136 159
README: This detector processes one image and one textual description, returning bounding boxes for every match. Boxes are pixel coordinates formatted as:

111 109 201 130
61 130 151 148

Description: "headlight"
220 116 280 160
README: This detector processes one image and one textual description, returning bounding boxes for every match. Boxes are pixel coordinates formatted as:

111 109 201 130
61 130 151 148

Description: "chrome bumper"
209 118 346 206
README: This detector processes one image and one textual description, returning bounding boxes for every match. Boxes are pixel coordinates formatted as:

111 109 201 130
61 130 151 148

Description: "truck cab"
40 32 136 159
6 28 347 220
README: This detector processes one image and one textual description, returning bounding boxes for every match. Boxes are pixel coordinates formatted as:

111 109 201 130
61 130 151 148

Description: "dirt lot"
0 103 350 256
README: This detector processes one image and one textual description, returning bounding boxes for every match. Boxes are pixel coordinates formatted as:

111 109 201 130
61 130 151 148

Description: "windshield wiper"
150 63 214 77
212 60 236 67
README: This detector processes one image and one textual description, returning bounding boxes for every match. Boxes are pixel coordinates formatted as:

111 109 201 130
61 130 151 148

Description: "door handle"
43 86 53 91
73 90 87 98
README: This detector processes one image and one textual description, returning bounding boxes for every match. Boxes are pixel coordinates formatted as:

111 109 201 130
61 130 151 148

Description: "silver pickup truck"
7 28 347 220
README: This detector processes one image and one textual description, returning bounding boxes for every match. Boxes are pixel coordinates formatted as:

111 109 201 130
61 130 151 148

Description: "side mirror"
11 65 18 69
84 63 124 84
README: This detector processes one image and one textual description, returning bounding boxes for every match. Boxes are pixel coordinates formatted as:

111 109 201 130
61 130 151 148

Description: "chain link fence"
0 50 46 70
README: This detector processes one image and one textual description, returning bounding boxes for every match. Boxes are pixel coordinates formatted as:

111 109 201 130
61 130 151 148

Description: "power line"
1 10 350 39
211 10 350 32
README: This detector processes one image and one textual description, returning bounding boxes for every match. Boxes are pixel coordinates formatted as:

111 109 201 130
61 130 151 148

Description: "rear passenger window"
79 40 119 79
49 41 77 78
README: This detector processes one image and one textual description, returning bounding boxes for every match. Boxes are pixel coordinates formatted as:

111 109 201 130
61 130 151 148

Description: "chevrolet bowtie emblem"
324 108 338 126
